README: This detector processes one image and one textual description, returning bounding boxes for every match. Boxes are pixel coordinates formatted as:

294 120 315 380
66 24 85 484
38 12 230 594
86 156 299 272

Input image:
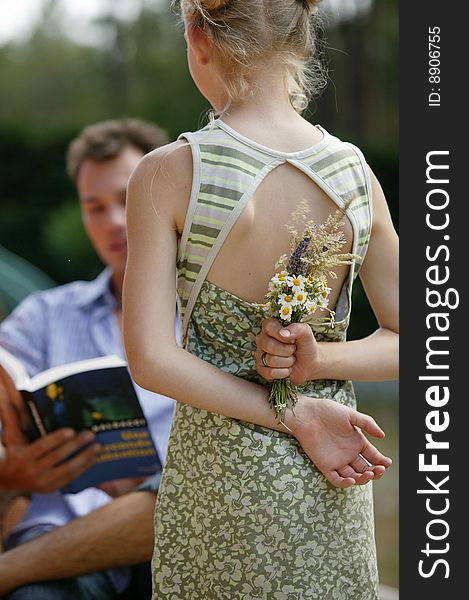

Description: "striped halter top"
176 119 373 339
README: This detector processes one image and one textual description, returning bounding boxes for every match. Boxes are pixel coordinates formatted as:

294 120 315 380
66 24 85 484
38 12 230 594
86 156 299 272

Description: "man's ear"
186 24 212 66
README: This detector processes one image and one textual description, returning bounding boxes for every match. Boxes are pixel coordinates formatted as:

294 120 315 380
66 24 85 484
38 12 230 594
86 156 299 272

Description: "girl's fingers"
255 335 296 357
371 465 386 480
337 465 375 486
360 439 392 469
257 366 292 381
354 470 375 485
323 470 356 489
262 318 288 342
350 455 373 473
263 354 295 369
337 465 363 480
350 410 385 439
280 322 315 343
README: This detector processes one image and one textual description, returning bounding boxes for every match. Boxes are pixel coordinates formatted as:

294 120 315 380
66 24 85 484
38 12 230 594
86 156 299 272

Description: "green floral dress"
152 121 379 599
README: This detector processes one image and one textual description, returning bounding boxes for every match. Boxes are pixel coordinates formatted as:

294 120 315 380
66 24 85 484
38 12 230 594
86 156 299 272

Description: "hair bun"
202 0 229 9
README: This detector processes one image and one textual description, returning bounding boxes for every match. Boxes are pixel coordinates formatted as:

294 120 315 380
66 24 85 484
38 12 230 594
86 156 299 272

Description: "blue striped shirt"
0 269 176 592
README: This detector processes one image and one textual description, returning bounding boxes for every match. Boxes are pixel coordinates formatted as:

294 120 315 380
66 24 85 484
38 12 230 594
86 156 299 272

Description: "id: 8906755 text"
428 26 441 107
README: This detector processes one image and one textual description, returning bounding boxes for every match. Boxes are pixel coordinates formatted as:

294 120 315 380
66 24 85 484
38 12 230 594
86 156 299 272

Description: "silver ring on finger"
261 352 269 368
358 455 373 470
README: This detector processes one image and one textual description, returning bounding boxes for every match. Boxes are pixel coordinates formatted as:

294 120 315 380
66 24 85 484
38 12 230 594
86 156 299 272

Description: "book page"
28 355 126 392
0 345 29 389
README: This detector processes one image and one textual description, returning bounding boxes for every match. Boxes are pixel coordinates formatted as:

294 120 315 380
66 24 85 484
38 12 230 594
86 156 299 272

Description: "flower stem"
268 376 298 421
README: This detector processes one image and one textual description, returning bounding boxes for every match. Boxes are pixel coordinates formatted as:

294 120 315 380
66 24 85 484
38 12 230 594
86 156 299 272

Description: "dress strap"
341 141 373 276
176 126 279 338
177 132 202 266
182 159 283 338
298 139 373 323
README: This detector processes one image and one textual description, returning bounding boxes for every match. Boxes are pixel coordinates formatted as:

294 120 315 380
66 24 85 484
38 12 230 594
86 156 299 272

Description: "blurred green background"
0 0 398 589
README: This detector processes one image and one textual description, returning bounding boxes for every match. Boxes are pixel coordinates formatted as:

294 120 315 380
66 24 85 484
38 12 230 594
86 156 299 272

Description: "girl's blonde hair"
176 0 325 113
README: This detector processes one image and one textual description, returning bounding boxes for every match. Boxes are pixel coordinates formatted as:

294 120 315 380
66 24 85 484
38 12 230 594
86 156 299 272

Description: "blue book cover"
0 350 161 493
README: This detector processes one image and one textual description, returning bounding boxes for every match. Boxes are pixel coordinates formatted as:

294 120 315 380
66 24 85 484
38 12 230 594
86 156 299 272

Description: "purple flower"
287 237 310 276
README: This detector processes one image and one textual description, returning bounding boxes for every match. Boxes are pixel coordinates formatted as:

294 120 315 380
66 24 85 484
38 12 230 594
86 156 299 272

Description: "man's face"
77 146 144 275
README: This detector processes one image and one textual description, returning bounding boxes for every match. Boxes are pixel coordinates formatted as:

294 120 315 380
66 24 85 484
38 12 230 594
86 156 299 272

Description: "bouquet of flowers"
260 200 360 421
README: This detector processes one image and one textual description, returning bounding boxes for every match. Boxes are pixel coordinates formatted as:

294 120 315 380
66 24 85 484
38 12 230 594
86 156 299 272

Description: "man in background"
0 118 175 599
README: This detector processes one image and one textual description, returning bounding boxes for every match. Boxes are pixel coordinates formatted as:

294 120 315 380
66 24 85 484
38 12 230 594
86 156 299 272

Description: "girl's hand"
287 396 392 488
254 318 322 384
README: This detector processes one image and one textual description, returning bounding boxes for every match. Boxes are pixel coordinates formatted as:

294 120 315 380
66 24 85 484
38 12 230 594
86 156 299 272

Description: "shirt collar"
74 268 118 310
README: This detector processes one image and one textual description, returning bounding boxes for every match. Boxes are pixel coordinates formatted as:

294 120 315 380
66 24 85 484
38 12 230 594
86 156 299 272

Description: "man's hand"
0 367 101 493
254 318 322 385
290 396 392 488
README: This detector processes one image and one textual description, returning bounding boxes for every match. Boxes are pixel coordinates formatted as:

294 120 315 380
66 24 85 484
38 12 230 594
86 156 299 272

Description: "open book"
0 347 161 493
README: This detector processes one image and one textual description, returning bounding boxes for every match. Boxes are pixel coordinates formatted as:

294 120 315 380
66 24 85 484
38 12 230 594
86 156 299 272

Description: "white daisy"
317 295 329 309
279 293 294 306
271 271 288 286
279 305 293 321
287 274 307 292
293 290 308 305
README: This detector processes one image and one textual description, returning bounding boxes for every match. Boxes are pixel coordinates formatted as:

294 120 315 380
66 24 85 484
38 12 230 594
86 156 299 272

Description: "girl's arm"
254 168 399 384
123 145 392 487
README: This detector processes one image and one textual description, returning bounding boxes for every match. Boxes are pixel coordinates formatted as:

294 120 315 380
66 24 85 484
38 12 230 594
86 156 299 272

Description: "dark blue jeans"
7 573 117 600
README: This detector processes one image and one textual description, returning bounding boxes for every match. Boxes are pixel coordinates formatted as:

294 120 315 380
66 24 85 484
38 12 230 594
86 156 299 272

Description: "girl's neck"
216 70 306 132
210 65 325 153
223 99 300 128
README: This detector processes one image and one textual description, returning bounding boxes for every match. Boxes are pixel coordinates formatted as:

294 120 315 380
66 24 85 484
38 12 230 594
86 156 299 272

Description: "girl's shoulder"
135 138 193 175
130 138 193 191
127 139 193 230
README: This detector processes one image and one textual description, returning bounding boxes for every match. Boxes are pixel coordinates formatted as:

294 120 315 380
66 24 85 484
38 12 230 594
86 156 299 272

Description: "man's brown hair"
67 118 170 182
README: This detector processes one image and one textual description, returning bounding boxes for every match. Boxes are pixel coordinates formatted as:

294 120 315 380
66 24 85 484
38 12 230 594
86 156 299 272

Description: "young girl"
123 0 398 597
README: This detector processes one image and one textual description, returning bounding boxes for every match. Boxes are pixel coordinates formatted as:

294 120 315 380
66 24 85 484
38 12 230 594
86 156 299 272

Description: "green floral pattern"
152 281 379 599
